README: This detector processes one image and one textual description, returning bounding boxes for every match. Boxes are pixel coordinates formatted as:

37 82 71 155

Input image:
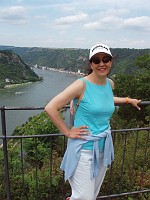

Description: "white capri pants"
68 149 107 200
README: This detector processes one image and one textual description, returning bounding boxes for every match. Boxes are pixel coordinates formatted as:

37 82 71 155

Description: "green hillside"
0 45 149 75
0 50 42 88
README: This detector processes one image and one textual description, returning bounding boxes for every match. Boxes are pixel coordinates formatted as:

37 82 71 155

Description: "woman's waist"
82 138 105 150
74 124 110 135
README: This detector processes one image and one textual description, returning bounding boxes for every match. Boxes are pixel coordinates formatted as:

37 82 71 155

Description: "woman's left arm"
114 97 141 110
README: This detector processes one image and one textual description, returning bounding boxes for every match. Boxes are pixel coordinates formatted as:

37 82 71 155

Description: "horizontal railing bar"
139 101 150 105
111 127 150 132
0 127 149 140
0 101 149 111
97 189 150 199
1 106 44 110
0 105 70 110
0 133 63 139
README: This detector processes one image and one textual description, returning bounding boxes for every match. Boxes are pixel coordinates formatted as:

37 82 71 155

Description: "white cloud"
34 15 47 20
84 14 150 34
54 13 88 25
61 5 76 12
124 16 150 31
84 16 123 31
0 6 28 25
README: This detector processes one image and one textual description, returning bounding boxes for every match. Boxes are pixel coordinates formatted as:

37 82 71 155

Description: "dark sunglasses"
91 56 112 64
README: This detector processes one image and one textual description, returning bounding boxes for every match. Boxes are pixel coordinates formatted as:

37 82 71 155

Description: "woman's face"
90 53 112 77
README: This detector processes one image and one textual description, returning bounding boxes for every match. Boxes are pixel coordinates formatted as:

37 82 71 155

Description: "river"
0 68 80 136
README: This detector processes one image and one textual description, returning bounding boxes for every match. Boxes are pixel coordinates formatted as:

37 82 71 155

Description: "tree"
135 54 150 71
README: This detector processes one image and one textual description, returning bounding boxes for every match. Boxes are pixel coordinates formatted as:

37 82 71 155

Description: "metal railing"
0 102 150 200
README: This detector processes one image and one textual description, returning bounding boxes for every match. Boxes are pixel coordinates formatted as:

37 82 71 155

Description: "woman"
45 43 141 200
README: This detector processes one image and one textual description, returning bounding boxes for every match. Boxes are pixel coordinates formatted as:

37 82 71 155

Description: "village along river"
0 68 80 136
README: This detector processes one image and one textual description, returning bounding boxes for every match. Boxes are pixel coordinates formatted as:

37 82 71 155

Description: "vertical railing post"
1 106 11 200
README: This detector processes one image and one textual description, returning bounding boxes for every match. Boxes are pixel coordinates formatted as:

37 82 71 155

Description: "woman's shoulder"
78 77 86 82
73 77 85 85
107 78 114 89
68 77 86 97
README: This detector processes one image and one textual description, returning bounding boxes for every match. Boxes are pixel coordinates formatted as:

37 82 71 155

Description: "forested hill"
0 50 42 88
0 45 149 75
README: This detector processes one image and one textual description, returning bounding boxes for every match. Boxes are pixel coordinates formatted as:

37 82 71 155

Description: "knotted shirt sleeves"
60 128 114 181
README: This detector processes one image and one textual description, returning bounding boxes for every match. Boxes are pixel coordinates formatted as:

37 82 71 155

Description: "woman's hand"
128 98 141 110
67 126 90 140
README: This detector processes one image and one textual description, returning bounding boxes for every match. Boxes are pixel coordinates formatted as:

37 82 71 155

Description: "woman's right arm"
45 79 89 139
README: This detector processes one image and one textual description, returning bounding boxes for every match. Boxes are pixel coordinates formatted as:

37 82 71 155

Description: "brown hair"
84 60 93 75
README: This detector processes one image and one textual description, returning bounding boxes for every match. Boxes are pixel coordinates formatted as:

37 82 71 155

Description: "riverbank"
3 78 43 89
4 82 33 89
32 65 85 76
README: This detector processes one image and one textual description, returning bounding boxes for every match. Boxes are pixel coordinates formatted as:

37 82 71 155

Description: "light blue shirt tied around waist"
60 128 114 181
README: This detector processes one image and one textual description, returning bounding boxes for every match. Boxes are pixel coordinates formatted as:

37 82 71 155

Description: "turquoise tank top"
73 78 115 151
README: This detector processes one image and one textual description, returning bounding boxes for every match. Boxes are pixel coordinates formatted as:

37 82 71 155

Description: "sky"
0 0 150 49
